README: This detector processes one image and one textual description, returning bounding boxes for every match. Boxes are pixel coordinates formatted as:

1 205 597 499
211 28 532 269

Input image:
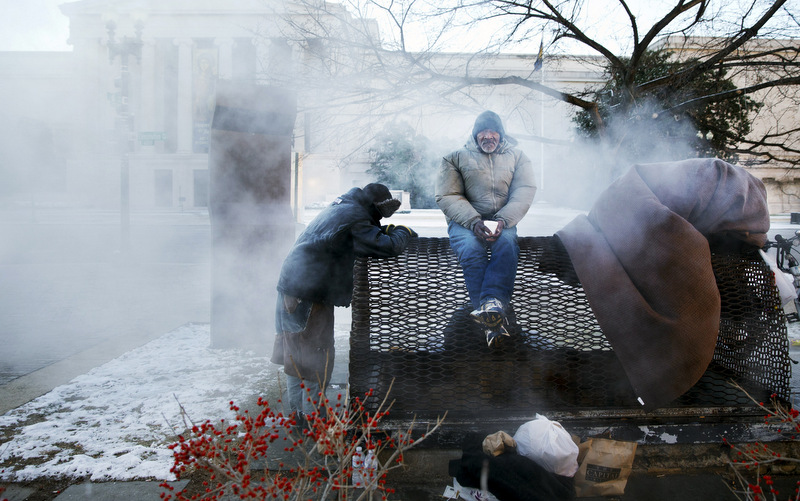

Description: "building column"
267 38 293 86
69 36 107 203
252 38 269 82
174 37 194 153
215 38 234 80
139 38 157 133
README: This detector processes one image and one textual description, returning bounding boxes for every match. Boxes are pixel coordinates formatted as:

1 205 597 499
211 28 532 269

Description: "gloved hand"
473 219 504 242
383 224 418 238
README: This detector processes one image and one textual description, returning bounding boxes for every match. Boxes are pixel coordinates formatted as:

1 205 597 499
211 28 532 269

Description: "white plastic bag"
513 414 579 477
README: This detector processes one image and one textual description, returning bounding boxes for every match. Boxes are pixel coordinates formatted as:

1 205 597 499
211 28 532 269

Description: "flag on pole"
534 40 543 71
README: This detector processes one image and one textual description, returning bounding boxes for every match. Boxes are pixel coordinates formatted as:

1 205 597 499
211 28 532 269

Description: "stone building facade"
0 0 796 214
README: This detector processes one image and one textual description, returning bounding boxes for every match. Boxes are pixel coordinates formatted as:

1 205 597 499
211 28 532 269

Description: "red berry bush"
724 383 800 501
161 380 444 500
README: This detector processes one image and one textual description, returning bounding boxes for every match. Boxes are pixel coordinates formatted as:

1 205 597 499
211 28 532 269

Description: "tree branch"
636 0 790 92
658 75 800 116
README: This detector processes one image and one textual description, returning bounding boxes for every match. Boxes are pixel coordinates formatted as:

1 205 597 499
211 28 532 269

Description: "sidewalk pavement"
0 464 766 500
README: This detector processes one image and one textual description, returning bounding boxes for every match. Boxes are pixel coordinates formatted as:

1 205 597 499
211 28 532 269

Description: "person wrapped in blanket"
270 183 416 421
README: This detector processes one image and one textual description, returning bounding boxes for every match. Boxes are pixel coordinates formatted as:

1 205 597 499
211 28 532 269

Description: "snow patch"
659 432 678 444
0 324 280 481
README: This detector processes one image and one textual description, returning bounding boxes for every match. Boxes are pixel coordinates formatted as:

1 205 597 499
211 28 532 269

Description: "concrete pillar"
69 36 108 205
139 38 156 133
266 38 293 87
215 38 234 80
208 81 297 351
252 38 269 81
174 38 194 153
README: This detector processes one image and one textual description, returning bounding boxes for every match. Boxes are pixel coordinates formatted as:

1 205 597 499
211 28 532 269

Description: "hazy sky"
0 0 651 54
0 0 687 54
2 0 797 54
0 0 71 51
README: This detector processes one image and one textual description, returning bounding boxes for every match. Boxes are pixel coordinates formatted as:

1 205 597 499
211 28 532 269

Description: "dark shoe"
470 298 505 328
485 323 511 348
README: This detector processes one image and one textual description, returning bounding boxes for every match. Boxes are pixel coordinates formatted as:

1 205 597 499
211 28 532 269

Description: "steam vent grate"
349 237 791 420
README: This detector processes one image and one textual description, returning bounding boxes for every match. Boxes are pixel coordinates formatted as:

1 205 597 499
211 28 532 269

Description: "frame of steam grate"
349 237 791 420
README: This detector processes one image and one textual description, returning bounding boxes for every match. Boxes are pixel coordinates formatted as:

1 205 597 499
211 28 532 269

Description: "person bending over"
271 183 416 419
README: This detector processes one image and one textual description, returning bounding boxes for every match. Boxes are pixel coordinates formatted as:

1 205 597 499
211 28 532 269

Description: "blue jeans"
447 221 519 309
286 374 323 416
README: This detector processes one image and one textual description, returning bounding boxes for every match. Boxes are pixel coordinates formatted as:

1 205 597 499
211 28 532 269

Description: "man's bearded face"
477 129 500 153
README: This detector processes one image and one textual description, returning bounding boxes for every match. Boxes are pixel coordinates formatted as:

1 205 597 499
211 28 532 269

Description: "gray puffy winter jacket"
436 136 536 231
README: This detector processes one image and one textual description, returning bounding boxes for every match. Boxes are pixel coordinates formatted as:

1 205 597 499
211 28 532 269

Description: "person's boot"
485 321 511 348
470 297 505 328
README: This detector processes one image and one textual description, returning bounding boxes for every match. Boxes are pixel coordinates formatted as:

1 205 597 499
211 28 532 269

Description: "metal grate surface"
350 237 791 420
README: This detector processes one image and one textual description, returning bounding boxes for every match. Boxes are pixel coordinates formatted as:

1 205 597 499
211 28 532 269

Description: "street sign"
139 131 167 145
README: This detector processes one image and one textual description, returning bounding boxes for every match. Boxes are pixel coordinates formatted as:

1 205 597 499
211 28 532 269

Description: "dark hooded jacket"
277 187 412 306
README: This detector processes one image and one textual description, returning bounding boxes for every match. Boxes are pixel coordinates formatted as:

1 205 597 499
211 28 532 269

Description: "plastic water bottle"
351 447 364 487
363 448 377 491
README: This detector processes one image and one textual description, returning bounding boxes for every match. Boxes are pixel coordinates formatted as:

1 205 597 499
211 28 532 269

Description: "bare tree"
515 0 800 169
266 0 800 174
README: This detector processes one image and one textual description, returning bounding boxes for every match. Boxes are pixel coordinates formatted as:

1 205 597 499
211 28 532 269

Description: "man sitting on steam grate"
436 110 537 348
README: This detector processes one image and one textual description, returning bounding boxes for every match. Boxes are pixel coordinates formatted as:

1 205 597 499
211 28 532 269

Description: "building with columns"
0 0 605 212
60 0 270 210
0 0 797 214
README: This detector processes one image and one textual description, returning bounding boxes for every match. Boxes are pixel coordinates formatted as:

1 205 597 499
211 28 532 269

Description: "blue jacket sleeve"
351 220 411 258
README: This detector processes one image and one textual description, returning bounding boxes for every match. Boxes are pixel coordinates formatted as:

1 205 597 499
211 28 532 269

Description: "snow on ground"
0 323 280 482
2 322 799 483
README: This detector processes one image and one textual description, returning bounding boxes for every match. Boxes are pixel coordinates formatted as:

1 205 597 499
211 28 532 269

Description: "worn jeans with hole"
447 220 519 309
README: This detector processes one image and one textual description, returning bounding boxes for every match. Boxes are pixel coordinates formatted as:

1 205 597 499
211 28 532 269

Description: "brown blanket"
556 158 769 410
